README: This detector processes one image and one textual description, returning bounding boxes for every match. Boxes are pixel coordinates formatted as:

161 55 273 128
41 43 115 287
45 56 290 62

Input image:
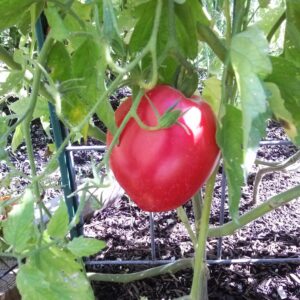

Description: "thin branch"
0 36 55 146
197 24 227 64
190 168 218 300
177 207 197 248
267 11 286 42
87 258 193 283
0 46 22 70
192 191 202 236
252 150 300 204
254 159 279 167
208 183 300 238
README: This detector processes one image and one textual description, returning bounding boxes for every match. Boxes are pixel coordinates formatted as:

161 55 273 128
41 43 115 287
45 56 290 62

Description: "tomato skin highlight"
107 85 220 212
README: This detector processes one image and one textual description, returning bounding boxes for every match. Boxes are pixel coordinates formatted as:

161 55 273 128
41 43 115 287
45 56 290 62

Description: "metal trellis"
36 17 300 272
60 140 300 268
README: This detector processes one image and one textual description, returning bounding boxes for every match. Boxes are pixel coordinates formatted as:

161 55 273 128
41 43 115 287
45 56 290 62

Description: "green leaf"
0 70 24 96
40 115 51 137
266 57 300 145
129 1 156 54
159 110 182 129
158 56 179 85
175 1 199 59
189 0 210 26
47 42 72 82
47 200 69 239
217 105 243 221
18 2 45 35
285 0 300 67
17 246 95 300
0 116 8 157
72 1 92 21
63 13 85 51
102 0 124 55
230 26 271 173
11 124 24 152
0 0 39 31
202 77 221 115
175 65 198 97
45 5 69 41
67 236 106 257
9 97 50 120
61 37 116 135
265 82 298 142
3 189 35 253
103 0 120 41
87 124 106 142
258 0 270 8
256 5 285 37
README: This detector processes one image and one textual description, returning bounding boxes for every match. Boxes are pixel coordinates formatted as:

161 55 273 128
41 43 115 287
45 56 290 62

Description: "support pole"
35 17 81 237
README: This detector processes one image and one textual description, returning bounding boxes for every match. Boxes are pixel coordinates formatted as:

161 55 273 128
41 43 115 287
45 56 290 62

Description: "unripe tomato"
106 85 220 212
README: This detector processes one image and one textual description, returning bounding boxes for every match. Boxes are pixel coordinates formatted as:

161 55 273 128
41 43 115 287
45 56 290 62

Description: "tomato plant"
107 85 220 212
1 0 300 299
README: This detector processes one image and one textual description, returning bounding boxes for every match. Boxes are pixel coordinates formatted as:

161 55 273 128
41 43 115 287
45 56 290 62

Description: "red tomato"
106 85 220 212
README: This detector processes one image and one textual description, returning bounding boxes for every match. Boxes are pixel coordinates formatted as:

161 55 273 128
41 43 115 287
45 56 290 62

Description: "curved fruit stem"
103 89 144 166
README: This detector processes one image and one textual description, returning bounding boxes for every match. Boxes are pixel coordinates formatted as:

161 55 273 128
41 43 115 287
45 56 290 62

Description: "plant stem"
224 0 232 45
0 44 55 106
254 159 279 167
88 258 193 283
177 207 197 248
197 24 227 64
0 36 54 146
192 191 202 236
267 11 286 42
242 0 251 30
21 35 54 235
232 0 246 35
0 46 22 70
252 150 300 204
103 90 144 165
208 183 300 237
190 168 217 300
22 123 39 198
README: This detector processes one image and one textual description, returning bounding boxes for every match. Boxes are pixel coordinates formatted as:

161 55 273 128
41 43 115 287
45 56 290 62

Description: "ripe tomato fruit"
106 85 220 212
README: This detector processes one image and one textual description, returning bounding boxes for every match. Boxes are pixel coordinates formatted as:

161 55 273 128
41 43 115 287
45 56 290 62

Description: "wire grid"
65 140 300 267
33 8 300 273
0 257 17 293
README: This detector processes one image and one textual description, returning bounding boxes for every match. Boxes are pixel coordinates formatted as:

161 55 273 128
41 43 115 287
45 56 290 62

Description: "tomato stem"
21 34 55 238
208 183 300 238
192 191 202 236
104 90 144 165
176 207 197 248
88 258 193 283
190 168 218 300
